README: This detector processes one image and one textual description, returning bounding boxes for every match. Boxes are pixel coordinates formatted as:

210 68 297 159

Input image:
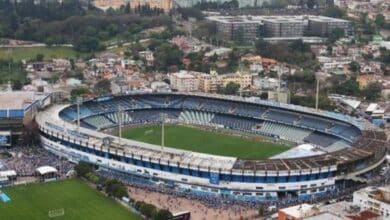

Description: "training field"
0 47 80 60
0 179 141 220
121 124 290 159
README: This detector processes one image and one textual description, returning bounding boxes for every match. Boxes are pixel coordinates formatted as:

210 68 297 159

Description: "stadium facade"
36 93 388 201
0 91 51 147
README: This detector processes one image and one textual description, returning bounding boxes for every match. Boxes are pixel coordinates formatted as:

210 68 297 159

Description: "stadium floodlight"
76 97 83 132
160 113 166 150
118 106 123 146
315 72 324 111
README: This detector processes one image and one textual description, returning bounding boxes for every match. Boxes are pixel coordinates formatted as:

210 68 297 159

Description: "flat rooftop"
207 15 349 24
0 91 49 110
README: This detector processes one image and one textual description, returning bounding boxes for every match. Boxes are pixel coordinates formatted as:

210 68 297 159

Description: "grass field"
0 179 141 220
0 47 80 60
121 124 290 159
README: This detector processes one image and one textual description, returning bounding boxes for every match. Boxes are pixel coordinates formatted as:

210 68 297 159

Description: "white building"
151 81 170 92
253 77 280 90
353 186 390 217
169 70 198 92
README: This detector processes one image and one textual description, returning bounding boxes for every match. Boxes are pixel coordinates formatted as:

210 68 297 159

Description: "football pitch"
0 179 141 220
121 124 290 159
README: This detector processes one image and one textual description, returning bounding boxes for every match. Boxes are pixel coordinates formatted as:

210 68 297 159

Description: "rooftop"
0 91 39 109
207 15 349 24
279 203 319 218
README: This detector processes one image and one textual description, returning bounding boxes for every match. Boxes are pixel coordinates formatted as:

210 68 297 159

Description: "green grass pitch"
0 47 80 61
0 179 141 220
121 124 290 159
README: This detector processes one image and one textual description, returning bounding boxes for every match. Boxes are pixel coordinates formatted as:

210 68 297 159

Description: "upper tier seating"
83 115 115 130
303 132 339 147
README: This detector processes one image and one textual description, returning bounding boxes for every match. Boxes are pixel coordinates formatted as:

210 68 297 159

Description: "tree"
348 61 360 73
323 6 345 18
153 209 173 220
137 202 157 218
328 28 345 43
74 161 94 177
255 38 268 54
307 0 316 9
235 27 245 43
196 21 217 42
333 78 360 96
124 2 131 14
326 45 333 55
218 81 240 95
363 82 381 101
94 79 111 95
258 206 265 217
154 43 183 71
375 14 385 28
12 80 23 90
71 87 91 100
105 179 128 199
35 53 44 61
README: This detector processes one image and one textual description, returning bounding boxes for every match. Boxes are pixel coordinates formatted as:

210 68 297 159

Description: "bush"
85 172 99 183
74 161 94 177
105 179 128 199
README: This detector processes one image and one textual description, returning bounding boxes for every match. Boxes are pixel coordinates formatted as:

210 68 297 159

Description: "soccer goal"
48 208 65 218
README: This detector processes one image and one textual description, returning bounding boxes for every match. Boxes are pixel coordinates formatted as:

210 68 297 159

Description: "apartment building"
353 186 390 217
169 70 199 92
207 15 351 41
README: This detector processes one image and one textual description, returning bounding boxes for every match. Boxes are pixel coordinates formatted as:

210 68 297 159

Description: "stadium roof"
36 166 58 175
0 170 16 177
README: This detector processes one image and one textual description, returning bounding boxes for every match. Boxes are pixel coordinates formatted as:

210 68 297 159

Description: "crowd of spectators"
0 146 74 177
99 167 390 218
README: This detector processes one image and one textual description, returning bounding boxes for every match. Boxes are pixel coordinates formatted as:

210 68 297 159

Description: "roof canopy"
36 166 58 175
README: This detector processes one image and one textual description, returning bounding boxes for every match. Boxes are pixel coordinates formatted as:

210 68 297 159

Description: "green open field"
0 47 80 60
121 124 290 159
0 179 141 220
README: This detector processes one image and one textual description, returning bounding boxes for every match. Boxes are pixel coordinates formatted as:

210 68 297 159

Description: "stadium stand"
83 115 115 130
304 131 340 147
179 110 215 125
106 112 132 124
36 92 388 202
257 121 312 143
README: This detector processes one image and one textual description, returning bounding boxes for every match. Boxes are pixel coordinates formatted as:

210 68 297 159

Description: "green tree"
94 79 111 95
349 61 360 73
124 2 131 14
12 80 23 90
71 87 91 100
328 28 345 43
258 206 265 217
154 43 183 71
363 82 382 101
333 78 360 96
323 6 345 18
218 81 240 95
74 161 94 177
307 0 317 9
35 53 44 61
375 14 385 28
153 209 173 220
105 179 128 199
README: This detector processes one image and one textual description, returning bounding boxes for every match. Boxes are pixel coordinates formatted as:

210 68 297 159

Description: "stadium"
36 92 388 201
